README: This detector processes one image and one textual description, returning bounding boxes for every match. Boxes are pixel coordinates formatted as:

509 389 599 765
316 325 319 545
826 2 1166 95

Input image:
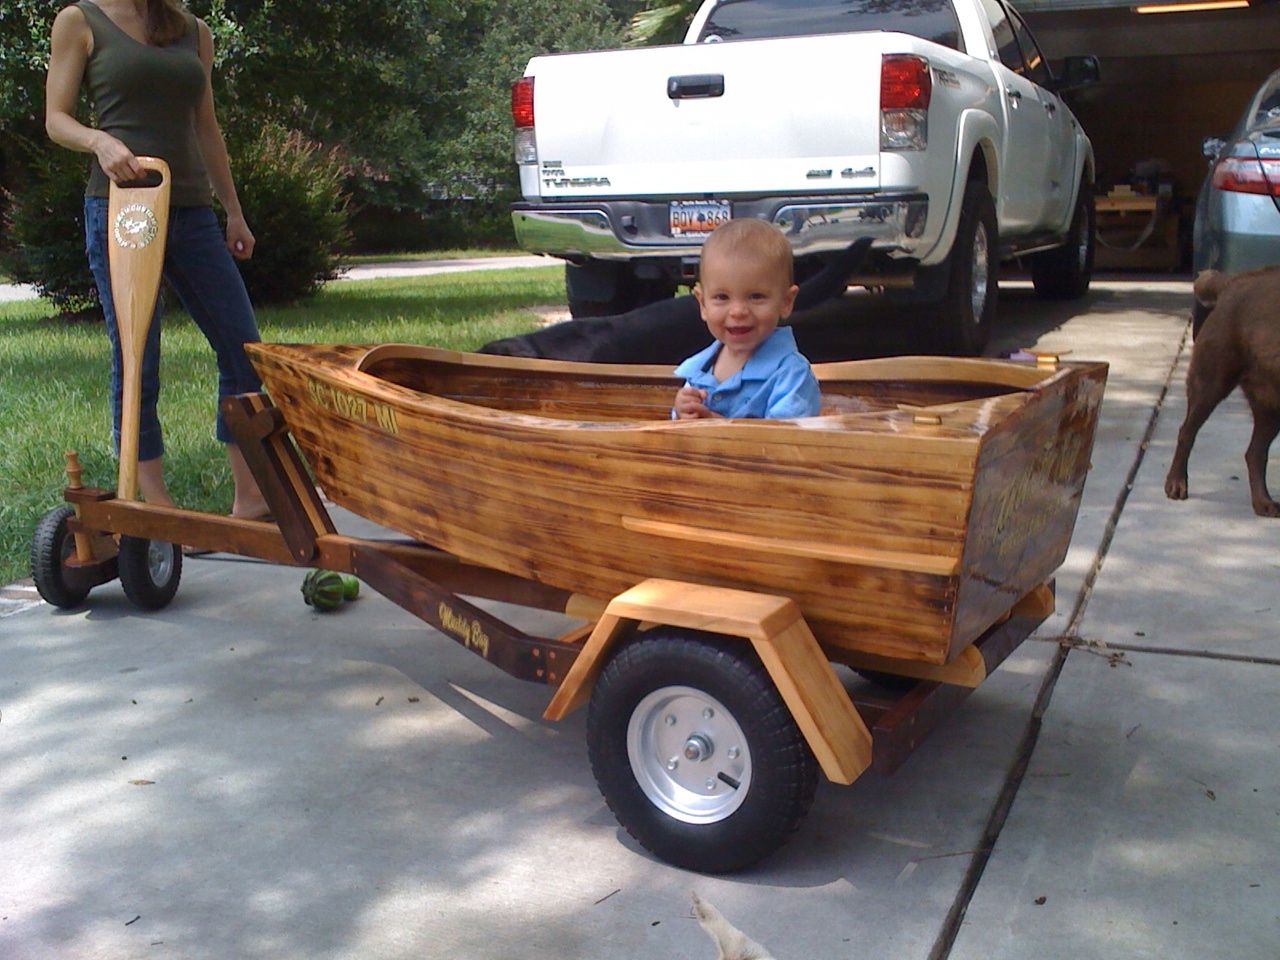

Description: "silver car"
1192 68 1280 274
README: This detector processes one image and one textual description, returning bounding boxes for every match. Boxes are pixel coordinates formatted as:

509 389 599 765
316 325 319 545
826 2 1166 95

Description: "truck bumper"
512 195 929 261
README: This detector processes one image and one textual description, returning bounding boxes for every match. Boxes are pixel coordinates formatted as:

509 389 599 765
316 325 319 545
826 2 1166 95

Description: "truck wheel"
117 534 182 610
934 179 998 356
566 262 676 318
586 630 819 873
1030 181 1095 300
30 505 90 609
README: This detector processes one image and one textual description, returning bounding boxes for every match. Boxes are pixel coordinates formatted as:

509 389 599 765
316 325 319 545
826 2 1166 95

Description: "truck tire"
566 262 676 318
1030 181 1095 301
934 179 998 356
586 629 819 873
30 505 90 609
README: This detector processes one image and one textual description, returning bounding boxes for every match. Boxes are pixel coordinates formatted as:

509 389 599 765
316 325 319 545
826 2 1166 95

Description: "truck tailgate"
528 34 884 198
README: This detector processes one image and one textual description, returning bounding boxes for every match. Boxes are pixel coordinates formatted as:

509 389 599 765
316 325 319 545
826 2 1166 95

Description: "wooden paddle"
107 156 171 501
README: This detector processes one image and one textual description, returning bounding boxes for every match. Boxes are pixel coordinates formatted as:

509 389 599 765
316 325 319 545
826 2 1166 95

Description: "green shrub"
1 125 350 311
228 123 351 304
0 139 100 314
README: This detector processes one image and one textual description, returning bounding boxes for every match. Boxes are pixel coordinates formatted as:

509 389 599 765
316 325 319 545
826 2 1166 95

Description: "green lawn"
0 266 560 586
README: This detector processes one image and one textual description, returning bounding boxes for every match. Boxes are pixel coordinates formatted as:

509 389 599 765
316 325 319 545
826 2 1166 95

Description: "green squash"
301 568 346 611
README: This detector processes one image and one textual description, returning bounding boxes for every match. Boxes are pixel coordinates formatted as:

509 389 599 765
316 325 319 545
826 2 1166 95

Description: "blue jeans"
84 197 262 460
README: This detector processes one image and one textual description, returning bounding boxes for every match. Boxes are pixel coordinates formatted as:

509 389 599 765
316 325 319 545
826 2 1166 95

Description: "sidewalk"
2 280 1276 959
0 256 555 304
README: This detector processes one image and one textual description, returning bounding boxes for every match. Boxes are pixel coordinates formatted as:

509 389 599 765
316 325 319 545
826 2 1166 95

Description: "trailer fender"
543 578 872 785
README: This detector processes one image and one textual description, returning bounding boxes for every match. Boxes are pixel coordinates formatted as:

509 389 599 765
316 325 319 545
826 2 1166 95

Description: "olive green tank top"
77 1 212 207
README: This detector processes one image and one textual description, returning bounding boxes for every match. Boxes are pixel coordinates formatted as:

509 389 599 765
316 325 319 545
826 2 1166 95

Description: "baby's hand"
674 386 714 419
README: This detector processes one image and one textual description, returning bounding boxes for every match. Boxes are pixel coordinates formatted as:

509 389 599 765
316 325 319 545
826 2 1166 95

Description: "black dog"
479 237 873 364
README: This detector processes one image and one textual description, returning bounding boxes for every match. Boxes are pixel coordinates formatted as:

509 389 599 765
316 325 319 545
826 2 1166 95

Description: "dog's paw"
1164 473 1190 500
1252 498 1280 518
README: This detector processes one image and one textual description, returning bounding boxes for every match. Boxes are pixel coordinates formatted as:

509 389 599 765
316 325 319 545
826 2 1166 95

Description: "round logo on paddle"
113 203 159 249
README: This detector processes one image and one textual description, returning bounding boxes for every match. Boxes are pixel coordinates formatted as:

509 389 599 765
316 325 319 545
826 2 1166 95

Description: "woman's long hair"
146 0 189 46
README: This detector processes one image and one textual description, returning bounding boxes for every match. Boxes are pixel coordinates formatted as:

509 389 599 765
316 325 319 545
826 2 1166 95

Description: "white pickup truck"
510 0 1101 354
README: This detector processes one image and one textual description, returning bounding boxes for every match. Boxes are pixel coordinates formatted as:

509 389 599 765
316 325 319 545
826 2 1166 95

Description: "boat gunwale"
248 343 1073 443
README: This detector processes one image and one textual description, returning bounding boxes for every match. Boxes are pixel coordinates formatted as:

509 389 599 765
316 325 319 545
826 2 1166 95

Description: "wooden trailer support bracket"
828 582 1056 688
855 580 1055 775
220 392 336 562
544 579 874 786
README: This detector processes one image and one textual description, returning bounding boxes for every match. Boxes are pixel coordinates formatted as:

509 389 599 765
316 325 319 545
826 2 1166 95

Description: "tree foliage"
0 0 643 298
428 0 627 207
625 1 702 46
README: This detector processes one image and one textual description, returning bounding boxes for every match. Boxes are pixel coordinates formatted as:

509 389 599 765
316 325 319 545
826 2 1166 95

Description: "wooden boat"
247 343 1107 666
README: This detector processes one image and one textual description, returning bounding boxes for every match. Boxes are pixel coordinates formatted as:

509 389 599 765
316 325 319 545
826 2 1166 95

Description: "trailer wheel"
586 630 818 873
933 179 998 356
117 534 182 610
30 505 90 609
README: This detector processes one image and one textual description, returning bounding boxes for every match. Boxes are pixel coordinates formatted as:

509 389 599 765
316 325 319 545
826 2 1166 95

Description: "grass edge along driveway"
0 266 561 587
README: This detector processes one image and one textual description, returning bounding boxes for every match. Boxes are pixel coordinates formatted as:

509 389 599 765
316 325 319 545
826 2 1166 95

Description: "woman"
45 0 268 520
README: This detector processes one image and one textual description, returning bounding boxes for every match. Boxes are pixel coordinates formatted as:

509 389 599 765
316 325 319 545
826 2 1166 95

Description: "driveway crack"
926 320 1191 960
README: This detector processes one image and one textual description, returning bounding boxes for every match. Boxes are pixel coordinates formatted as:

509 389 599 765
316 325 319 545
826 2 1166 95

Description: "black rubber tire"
117 534 182 610
566 263 677 318
586 630 819 873
1030 181 1095 301
30 505 90 609
933 179 999 356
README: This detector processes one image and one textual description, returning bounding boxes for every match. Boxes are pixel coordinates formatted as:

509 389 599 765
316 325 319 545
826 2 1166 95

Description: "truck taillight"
512 77 537 164
881 55 931 109
512 77 535 128
1212 156 1280 197
881 55 929 151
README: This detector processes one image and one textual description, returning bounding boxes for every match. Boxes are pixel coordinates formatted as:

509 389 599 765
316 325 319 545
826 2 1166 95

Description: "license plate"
669 200 732 238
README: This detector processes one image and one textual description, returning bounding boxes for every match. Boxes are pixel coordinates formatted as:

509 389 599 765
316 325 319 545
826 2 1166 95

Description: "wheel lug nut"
666 757 679 771
726 746 740 760
664 714 677 726
702 707 714 719
705 779 716 792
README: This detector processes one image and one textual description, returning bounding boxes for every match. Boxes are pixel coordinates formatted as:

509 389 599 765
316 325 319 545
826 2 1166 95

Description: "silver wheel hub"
627 686 751 824
970 221 989 321
147 540 174 583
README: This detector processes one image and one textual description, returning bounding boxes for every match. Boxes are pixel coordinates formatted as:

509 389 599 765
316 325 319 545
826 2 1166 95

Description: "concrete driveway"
3 277 1276 959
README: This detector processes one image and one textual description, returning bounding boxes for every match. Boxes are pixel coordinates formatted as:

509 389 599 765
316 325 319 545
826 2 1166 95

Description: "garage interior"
1022 0 1280 271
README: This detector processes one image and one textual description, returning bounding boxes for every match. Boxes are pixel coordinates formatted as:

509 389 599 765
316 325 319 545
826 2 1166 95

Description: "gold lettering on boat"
437 602 491 658
990 431 1088 556
306 378 399 435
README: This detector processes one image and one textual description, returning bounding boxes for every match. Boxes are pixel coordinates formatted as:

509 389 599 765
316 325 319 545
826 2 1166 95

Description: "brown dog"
1165 265 1280 517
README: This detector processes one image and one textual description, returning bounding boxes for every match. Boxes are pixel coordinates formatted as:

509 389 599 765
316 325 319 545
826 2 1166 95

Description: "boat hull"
247 343 1107 664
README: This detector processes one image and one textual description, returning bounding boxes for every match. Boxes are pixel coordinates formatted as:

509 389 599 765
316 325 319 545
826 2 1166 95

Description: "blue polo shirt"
673 327 821 419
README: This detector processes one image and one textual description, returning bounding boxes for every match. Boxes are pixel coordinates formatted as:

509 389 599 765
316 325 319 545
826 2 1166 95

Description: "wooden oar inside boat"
107 157 171 501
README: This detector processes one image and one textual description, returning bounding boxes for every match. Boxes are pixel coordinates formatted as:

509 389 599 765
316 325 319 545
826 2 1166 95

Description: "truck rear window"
697 0 963 52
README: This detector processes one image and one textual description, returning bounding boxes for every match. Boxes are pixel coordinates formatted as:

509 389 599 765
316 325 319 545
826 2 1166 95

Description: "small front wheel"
117 535 182 610
586 630 818 873
30 505 90 609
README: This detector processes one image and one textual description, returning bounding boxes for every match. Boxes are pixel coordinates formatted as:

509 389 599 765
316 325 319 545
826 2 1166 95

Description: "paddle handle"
108 156 171 501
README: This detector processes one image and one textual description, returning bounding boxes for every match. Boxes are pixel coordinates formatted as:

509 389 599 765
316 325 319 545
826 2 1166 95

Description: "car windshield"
697 0 963 52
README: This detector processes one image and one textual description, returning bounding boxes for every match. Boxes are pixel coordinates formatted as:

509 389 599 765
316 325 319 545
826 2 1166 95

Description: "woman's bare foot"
226 443 269 518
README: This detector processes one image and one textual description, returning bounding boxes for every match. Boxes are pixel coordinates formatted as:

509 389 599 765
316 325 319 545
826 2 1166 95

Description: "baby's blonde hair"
699 218 794 285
